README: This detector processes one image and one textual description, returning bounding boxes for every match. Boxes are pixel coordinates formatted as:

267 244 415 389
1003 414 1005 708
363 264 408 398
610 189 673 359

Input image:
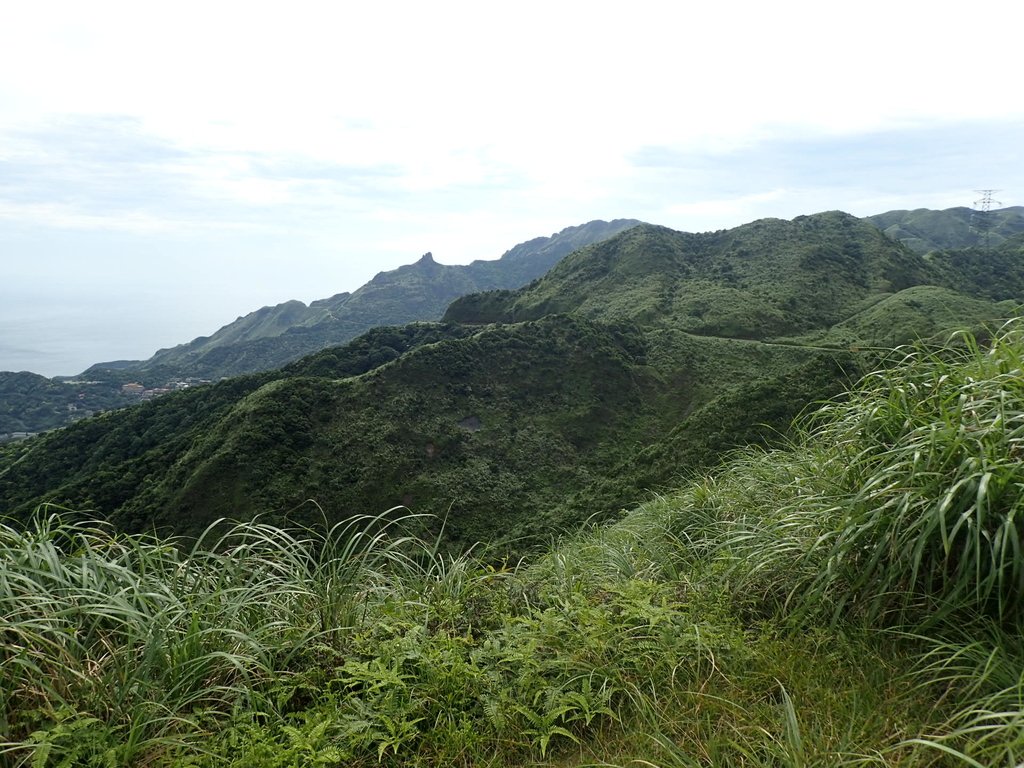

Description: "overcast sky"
2 1 1022 376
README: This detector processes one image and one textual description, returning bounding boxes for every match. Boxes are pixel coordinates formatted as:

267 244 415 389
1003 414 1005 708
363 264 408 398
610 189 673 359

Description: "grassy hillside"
6 322 1024 766
0 317 836 549
446 212 935 338
780 284 1020 349
2 211 1019 550
151 298 340 354
0 324 476 532
927 235 1024 301
865 205 1024 253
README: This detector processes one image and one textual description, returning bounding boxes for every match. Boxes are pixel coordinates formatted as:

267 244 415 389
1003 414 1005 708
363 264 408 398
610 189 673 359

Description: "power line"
971 189 1002 250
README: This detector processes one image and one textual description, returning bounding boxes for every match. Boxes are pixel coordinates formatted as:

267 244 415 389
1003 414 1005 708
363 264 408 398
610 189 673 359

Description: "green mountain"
7 322 1024 766
0 317 836 548
0 371 138 437
106 219 641 380
10 208 1020 439
927 233 1024 300
445 213 935 335
864 205 1024 253
0 220 638 437
3 210 1018 551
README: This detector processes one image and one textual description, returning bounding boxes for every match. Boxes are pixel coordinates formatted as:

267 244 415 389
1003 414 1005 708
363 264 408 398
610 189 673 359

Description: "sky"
2 1 1022 377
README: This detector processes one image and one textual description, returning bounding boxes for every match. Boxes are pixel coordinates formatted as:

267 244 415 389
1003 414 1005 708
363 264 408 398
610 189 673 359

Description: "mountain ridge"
444 212 937 336
3 209 1020 550
113 218 642 379
0 220 641 436
5 206 1023 438
864 205 1024 253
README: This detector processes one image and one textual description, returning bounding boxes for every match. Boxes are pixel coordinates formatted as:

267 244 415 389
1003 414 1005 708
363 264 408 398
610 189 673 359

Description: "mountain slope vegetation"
0 371 138 436
6 321 1024 766
110 219 641 380
445 212 936 337
0 220 639 437
928 233 1024 300
864 204 1024 253
0 316 838 548
2 210 1019 551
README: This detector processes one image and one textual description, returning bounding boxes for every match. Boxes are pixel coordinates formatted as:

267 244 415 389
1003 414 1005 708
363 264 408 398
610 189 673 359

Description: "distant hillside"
109 218 641 380
445 212 935 337
865 205 1024 254
1 220 638 436
0 372 137 436
0 316 840 548
3 210 1018 550
927 234 1024 301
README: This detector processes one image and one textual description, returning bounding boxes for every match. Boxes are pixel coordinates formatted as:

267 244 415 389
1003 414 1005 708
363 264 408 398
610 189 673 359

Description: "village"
0 377 213 443
118 377 211 400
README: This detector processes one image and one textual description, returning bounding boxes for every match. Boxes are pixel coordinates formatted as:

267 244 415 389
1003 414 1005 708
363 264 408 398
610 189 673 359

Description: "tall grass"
0 508 416 766
6 321 1024 765
893 621 1024 767
801 323 1024 626
694 321 1024 630
664 320 1024 765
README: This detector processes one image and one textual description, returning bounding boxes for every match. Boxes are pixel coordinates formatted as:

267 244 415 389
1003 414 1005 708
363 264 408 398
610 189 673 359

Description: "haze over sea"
0 300 176 377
